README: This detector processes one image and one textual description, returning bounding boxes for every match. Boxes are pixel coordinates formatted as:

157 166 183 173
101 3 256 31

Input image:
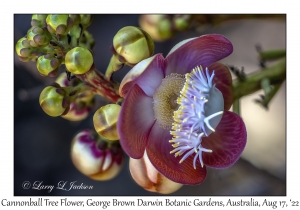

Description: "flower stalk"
232 58 286 100
75 66 122 103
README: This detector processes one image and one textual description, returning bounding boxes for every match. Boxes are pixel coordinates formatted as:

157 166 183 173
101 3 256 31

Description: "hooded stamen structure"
170 66 224 169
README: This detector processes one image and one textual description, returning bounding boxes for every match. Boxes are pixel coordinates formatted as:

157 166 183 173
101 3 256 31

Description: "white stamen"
169 66 224 169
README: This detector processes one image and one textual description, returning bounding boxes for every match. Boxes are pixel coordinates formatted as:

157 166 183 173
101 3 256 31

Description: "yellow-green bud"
113 26 154 65
36 55 61 77
46 14 73 35
27 26 52 48
69 14 81 25
139 15 172 42
80 14 92 29
39 86 67 117
157 19 172 40
31 14 48 27
173 15 191 31
15 37 31 57
65 47 93 74
93 104 121 140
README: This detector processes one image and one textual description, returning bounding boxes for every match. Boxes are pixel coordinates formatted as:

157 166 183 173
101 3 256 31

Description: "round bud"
71 129 124 181
130 152 182 194
157 18 172 40
80 14 92 29
36 55 61 77
65 47 93 74
55 72 71 87
62 100 94 121
113 26 154 65
46 14 72 35
139 15 172 42
93 104 121 140
27 26 51 47
31 14 47 27
15 37 32 57
69 14 81 25
39 86 67 117
173 15 191 31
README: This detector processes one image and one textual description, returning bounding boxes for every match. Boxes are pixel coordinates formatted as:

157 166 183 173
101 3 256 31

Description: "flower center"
169 66 224 169
153 73 185 129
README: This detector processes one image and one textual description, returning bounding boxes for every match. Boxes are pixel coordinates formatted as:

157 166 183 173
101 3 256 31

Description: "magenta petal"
146 123 207 185
119 54 165 97
208 62 233 110
202 111 247 168
165 34 233 76
117 84 155 159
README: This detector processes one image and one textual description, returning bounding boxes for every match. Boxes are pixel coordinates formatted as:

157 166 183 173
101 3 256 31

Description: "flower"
117 34 247 185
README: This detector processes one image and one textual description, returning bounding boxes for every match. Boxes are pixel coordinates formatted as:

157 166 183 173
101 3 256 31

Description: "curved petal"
117 84 156 159
202 111 247 168
165 34 233 76
119 54 165 97
146 122 207 185
208 62 233 110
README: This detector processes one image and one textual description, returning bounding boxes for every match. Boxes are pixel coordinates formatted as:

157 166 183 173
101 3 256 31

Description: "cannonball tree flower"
117 34 247 185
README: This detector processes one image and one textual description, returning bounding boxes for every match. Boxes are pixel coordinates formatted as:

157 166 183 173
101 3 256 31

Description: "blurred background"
14 14 286 195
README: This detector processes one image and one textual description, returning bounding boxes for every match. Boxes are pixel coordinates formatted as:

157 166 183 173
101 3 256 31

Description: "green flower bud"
80 14 92 29
113 26 154 65
139 15 173 42
69 14 81 25
46 14 73 35
157 18 172 40
31 14 48 27
36 54 61 77
71 129 124 181
93 104 121 140
39 86 68 117
173 15 191 31
15 37 31 57
68 24 82 47
27 26 51 47
15 37 39 62
65 47 93 74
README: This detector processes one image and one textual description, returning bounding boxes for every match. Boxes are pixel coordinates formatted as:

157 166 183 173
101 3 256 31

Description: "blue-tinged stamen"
169 66 224 169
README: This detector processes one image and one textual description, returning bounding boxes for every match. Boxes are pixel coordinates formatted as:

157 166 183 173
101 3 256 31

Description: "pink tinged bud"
71 130 124 181
129 152 182 194
61 102 91 121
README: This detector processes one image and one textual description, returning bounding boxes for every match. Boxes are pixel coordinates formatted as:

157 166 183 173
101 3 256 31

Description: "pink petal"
165 34 233 76
146 122 207 185
117 84 156 159
208 62 233 110
119 54 165 97
202 111 247 168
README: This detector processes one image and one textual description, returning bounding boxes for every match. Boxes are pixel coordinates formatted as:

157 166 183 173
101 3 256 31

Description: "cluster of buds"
139 15 192 42
16 14 94 77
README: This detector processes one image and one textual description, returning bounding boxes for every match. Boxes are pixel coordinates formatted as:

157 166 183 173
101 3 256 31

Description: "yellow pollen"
153 73 185 129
